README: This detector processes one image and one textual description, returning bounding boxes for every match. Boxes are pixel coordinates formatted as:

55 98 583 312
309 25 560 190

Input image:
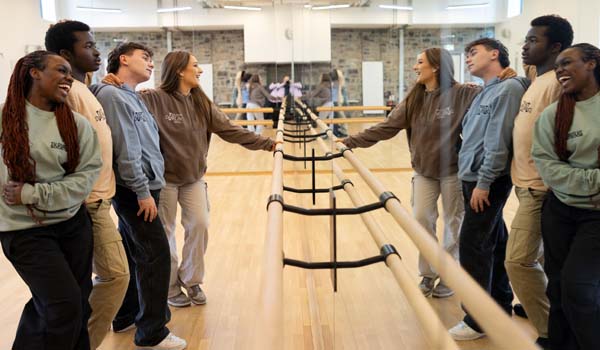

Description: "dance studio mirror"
3 0 600 349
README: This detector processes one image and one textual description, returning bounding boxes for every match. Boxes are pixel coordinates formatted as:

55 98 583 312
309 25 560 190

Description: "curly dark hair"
531 15 573 52
45 20 90 54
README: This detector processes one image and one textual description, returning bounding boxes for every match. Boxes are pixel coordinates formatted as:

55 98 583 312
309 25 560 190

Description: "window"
507 0 522 18
40 0 56 22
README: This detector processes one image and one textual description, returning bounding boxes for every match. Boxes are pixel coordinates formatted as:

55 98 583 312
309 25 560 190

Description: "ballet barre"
296 99 539 350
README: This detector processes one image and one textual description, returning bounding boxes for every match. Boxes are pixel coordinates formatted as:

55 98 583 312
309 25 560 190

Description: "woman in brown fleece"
343 48 483 298
104 51 275 307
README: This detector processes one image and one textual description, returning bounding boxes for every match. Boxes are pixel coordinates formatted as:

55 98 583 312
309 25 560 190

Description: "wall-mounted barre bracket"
283 244 400 270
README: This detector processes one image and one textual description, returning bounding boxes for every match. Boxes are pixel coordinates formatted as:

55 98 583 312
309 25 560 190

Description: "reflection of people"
343 48 481 300
505 15 573 349
0 50 102 349
450 38 529 341
45 20 130 350
304 73 333 120
232 70 251 121
330 69 349 137
532 43 600 350
91 43 187 349
247 74 274 134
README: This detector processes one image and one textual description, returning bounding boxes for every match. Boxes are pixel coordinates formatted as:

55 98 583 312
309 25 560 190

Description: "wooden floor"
0 122 537 349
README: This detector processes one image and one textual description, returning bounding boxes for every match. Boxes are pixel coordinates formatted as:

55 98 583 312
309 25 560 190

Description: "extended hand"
470 187 490 213
3 181 24 205
137 196 158 222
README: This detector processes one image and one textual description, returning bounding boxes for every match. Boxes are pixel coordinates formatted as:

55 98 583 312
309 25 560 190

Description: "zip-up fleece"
458 77 530 190
139 89 275 185
0 102 102 231
90 83 165 200
344 83 481 178
305 82 332 107
248 82 272 107
532 92 600 210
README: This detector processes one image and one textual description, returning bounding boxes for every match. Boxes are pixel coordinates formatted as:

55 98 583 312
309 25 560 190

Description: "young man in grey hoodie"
449 38 530 341
90 43 186 350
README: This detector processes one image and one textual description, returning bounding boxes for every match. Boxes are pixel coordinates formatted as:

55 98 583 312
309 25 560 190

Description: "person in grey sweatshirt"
449 38 530 341
90 42 187 350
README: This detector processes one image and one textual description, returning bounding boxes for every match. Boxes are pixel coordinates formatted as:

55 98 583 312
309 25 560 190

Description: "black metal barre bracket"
379 191 400 209
282 152 344 162
283 244 401 269
265 196 384 216
283 127 311 133
283 120 311 126
284 138 319 144
283 179 353 194
283 131 327 138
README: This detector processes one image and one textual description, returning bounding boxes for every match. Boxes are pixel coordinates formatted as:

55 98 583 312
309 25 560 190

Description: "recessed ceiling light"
446 3 489 10
76 6 122 13
157 6 193 13
223 5 262 11
311 4 350 10
378 5 413 10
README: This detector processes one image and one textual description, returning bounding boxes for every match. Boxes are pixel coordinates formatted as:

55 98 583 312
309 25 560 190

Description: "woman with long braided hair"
0 50 101 349
532 43 600 350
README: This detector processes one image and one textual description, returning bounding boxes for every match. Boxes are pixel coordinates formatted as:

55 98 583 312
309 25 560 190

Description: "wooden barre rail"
296 99 539 350
306 117 458 350
255 99 286 350
315 105 392 112
221 107 274 114
232 117 385 127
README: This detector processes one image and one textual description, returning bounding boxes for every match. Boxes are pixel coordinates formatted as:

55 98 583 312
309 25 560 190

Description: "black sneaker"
536 337 550 350
418 277 436 297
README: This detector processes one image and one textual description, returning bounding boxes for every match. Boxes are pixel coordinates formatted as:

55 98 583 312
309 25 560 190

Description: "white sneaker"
448 321 485 341
137 332 187 350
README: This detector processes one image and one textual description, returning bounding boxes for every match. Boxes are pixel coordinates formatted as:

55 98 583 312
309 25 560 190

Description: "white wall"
0 0 55 102
495 0 600 75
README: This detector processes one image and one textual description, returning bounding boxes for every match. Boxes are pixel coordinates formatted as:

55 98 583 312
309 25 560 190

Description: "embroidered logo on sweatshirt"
95 109 106 122
519 100 532 113
133 112 148 122
50 142 66 151
567 130 583 140
434 107 454 119
479 105 491 116
165 112 184 124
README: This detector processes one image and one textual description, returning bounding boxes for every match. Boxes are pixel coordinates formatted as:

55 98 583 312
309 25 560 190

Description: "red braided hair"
554 43 600 163
1 50 80 220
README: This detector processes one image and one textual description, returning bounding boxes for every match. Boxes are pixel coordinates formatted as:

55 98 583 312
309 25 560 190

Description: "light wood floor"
0 123 537 349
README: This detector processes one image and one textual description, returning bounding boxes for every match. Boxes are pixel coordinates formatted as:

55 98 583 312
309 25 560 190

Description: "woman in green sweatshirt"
0 51 102 349
532 43 600 350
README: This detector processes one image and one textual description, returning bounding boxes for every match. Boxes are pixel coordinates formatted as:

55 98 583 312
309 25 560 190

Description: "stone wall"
92 26 494 105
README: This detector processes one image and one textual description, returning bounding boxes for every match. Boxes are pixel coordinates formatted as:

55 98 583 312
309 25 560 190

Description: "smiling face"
180 54 203 90
413 52 437 87
522 26 553 66
555 47 597 96
30 55 74 104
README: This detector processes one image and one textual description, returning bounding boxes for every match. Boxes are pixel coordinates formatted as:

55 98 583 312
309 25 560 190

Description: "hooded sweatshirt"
0 102 102 231
139 89 275 185
458 76 530 190
90 83 165 199
343 83 481 178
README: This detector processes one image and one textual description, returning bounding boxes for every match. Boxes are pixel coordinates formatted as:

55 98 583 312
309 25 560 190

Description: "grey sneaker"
187 285 207 305
168 292 191 308
418 277 436 296
432 280 454 298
